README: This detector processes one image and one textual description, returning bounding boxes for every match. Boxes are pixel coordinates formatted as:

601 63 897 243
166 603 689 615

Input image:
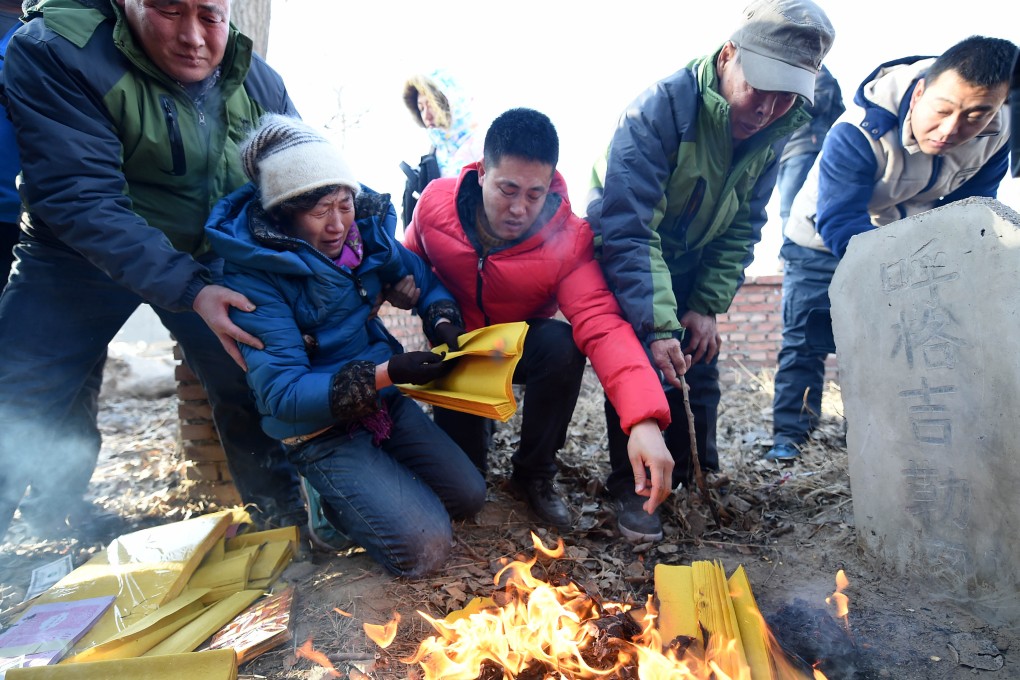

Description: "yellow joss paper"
32 510 238 656
655 561 777 680
144 590 265 657
693 560 747 678
7 648 238 680
653 563 699 643
398 322 528 421
444 596 497 624
728 566 776 680
65 588 210 663
245 541 295 591
225 525 299 552
190 545 261 603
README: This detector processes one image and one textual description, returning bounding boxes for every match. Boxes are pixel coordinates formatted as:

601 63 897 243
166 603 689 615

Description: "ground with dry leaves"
1 362 1015 679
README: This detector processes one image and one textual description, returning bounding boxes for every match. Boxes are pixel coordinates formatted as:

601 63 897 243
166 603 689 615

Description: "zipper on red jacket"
476 255 490 326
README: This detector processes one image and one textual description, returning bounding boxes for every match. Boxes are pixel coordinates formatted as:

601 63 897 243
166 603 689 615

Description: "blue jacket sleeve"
232 272 337 429
367 192 462 337
2 28 213 310
403 241 458 316
815 122 880 258
244 51 298 118
593 78 690 343
371 189 461 331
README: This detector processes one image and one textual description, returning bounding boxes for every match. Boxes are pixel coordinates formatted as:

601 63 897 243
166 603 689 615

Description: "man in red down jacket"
403 108 684 536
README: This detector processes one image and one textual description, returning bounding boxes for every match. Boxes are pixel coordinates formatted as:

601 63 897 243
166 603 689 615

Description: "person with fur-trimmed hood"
399 69 485 227
403 68 484 178
768 35 1017 463
205 115 484 578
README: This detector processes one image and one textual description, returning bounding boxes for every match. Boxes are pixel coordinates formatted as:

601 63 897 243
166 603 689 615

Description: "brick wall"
716 274 839 384
377 305 429 352
174 345 241 506
716 275 784 383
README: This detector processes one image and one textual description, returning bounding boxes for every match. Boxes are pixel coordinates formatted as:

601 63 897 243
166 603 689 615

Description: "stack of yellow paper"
190 545 261 603
5 508 302 675
226 526 299 590
655 561 806 680
6 648 238 679
728 565 774 678
398 321 529 422
188 525 298 603
143 590 265 657
66 589 211 663
32 509 239 659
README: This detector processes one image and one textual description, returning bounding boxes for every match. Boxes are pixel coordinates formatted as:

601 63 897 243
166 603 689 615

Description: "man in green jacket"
586 0 834 542
0 0 306 540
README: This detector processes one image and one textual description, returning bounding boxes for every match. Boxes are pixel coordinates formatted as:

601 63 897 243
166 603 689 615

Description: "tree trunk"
231 0 272 59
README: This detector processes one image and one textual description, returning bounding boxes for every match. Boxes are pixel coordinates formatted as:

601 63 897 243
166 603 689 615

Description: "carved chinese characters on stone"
831 198 1020 626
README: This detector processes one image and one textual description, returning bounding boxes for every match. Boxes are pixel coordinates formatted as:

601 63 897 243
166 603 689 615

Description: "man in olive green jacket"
0 0 304 540
586 0 834 542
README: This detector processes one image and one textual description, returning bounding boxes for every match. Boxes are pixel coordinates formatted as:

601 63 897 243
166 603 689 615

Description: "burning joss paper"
374 534 828 679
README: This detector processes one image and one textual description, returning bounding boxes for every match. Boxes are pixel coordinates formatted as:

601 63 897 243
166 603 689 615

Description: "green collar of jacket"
691 46 811 156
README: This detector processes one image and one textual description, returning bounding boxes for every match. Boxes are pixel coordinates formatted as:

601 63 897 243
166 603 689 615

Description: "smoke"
0 390 103 537
766 598 862 679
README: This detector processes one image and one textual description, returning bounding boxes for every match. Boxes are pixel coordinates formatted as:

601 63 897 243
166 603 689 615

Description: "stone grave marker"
831 197 1020 626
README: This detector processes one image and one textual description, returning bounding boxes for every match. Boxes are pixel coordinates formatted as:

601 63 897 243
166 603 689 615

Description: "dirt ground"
1 364 1015 679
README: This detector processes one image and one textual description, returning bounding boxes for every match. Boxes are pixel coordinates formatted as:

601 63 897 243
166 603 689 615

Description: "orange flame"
363 612 401 648
295 638 342 677
826 570 851 624
379 533 825 679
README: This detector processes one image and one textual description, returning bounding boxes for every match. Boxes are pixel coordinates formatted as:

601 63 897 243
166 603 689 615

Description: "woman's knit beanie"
240 114 360 210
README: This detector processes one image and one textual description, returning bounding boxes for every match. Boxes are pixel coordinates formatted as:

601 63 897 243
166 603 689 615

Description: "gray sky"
268 0 1019 273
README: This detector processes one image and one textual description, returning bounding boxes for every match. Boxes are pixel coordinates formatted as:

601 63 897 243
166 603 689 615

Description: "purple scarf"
331 221 364 269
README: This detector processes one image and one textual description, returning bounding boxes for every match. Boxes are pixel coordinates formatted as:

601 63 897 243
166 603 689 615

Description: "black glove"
388 351 454 385
433 321 464 352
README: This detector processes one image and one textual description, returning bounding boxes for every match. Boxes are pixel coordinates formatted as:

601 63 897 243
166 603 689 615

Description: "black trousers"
604 356 720 498
603 265 721 498
433 318 586 481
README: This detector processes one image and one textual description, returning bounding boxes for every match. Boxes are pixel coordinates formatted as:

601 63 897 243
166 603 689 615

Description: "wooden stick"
680 375 722 527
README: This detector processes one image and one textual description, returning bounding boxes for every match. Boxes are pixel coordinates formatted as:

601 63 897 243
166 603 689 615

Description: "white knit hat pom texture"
241 114 360 210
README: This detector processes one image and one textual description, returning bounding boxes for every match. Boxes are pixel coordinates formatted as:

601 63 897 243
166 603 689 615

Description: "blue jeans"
433 318 586 480
288 389 486 578
772 241 839 446
0 237 304 537
777 153 817 229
